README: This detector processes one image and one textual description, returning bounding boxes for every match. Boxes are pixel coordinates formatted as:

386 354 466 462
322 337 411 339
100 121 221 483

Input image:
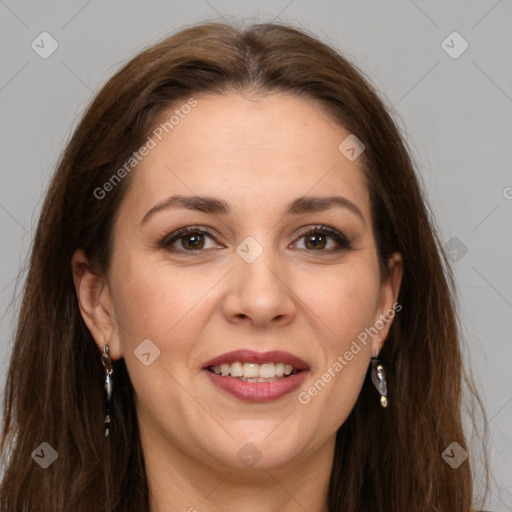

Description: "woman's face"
76 92 401 473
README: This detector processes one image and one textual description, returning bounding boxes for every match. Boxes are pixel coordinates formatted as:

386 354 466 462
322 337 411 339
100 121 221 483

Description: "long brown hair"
1 21 488 511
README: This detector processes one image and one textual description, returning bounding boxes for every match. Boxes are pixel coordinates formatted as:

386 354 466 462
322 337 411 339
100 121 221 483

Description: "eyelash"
158 225 353 256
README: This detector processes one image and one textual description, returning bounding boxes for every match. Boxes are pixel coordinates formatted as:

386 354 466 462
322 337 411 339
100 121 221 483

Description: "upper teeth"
210 362 297 378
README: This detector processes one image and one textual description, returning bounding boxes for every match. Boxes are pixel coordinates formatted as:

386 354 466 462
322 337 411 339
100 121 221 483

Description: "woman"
0 21 488 511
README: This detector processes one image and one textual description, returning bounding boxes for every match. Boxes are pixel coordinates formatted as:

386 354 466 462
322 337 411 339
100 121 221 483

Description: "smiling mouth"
207 362 301 382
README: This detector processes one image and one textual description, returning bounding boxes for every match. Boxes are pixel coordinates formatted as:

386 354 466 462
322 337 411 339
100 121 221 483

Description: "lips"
202 349 309 403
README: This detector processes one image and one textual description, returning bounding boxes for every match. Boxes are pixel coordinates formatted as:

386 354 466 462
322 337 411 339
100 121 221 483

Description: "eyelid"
293 225 350 244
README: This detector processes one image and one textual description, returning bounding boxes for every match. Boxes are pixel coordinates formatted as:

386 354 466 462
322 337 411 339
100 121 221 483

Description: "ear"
71 249 122 360
371 252 403 356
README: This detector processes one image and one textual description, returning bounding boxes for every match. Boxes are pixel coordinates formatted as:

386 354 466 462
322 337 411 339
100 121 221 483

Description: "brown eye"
304 232 328 250
180 233 205 250
293 226 352 252
159 227 218 254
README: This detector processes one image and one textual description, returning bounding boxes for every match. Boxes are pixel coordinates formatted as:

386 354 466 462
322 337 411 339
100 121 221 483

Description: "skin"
73 92 402 512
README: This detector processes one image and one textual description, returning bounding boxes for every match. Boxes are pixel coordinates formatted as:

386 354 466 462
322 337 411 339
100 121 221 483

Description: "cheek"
107 257 216 423
106 256 201 377
305 263 380 350
110 252 211 339
294 263 380 428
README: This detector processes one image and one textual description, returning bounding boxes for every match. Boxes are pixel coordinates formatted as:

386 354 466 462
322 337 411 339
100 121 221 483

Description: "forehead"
120 92 371 222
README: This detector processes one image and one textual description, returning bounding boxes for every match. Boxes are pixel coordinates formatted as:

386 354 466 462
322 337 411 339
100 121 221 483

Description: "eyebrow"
140 194 365 225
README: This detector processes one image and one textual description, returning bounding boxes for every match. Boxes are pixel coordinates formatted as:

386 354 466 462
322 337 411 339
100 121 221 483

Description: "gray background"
1 1 511 509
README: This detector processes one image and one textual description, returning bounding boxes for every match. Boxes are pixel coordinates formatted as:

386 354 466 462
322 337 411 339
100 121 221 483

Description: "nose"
222 244 296 328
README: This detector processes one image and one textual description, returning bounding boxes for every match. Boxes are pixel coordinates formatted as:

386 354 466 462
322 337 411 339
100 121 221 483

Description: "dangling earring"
370 353 388 408
101 344 113 437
